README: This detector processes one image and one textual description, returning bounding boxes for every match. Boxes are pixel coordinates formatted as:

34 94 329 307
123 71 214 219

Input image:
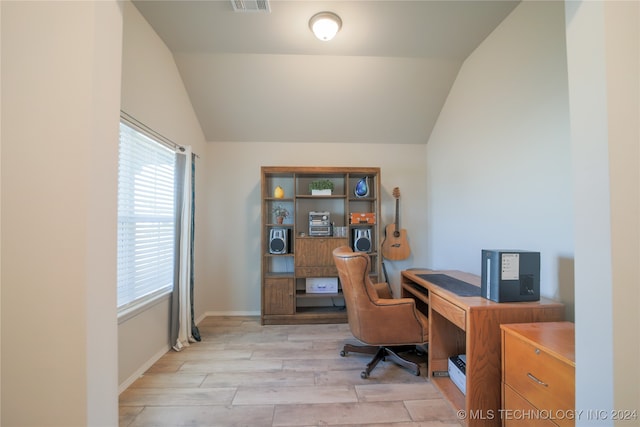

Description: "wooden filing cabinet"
501 322 575 427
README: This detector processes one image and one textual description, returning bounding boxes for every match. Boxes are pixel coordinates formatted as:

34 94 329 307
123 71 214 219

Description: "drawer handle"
527 372 549 387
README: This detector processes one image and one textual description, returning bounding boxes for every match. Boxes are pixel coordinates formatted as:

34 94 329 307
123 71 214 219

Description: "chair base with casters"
340 343 427 378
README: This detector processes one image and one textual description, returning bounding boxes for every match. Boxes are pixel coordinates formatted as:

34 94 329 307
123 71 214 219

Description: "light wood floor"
119 316 463 427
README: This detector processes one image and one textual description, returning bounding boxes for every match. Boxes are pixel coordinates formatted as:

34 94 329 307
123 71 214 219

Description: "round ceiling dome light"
309 11 342 41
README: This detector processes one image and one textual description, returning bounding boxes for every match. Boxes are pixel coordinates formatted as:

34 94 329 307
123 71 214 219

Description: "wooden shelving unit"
261 166 381 325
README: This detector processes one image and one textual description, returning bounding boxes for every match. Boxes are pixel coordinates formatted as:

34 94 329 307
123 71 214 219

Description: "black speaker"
353 228 372 253
269 228 289 254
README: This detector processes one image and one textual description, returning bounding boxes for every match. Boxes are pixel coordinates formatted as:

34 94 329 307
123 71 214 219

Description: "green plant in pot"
272 204 290 224
309 179 334 195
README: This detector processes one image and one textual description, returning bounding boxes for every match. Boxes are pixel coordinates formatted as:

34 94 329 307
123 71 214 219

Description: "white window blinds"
117 121 176 311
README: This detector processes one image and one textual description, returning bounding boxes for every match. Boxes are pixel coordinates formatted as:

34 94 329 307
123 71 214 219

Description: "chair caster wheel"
340 350 347 357
360 371 369 379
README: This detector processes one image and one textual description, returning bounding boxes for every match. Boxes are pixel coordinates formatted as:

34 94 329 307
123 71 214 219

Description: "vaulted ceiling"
132 0 520 144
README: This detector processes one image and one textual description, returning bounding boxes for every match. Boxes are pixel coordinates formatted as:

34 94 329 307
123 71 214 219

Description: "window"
117 120 176 312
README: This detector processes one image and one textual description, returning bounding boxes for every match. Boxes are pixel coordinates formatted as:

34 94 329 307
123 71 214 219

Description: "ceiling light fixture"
309 11 342 41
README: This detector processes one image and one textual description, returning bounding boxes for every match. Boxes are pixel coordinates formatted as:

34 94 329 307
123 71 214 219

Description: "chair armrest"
375 297 415 306
372 282 392 299
373 297 423 325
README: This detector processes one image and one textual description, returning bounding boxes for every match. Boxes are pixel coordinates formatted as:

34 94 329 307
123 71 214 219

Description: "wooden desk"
401 270 565 427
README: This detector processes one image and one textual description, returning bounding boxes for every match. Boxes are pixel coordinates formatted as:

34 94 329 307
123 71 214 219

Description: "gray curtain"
170 152 200 347
189 153 200 341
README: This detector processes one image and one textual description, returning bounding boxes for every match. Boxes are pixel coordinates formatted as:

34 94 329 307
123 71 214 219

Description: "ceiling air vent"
231 0 270 13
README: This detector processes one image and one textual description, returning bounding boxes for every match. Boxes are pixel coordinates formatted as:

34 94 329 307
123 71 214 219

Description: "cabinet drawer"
430 293 466 330
503 333 574 426
503 384 559 427
295 266 338 277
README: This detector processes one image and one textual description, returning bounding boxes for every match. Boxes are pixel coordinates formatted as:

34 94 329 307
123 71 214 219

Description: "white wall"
565 0 640 422
605 0 640 417
1 1 122 425
1 3 4 419
202 142 428 312
118 1 207 389
426 1 573 313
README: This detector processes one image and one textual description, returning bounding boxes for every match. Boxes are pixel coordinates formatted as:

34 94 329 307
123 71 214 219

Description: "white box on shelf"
306 277 338 293
448 354 466 395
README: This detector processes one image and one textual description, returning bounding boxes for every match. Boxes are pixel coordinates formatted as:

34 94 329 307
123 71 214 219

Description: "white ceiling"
132 0 520 144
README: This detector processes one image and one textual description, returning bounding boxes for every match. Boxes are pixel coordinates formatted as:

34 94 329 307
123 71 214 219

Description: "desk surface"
402 269 562 310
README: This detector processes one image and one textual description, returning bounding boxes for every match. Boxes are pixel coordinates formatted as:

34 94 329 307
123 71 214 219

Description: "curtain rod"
120 110 200 158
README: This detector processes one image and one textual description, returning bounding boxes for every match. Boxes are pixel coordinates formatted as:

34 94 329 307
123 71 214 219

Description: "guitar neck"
394 198 400 230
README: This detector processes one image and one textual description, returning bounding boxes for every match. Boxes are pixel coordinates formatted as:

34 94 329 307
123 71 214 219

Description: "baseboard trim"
118 344 170 394
198 310 260 322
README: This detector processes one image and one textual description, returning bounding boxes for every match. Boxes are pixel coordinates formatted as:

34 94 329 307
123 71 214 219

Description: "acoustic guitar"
381 187 410 261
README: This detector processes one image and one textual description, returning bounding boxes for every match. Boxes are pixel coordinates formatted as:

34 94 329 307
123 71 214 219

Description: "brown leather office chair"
332 246 429 378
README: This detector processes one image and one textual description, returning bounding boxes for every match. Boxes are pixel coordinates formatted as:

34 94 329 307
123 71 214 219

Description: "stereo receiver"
309 211 331 236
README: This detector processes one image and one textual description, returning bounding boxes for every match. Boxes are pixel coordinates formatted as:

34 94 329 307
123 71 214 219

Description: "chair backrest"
332 246 386 342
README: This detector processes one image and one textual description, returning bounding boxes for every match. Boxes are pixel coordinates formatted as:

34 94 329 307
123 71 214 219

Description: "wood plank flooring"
119 316 463 427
